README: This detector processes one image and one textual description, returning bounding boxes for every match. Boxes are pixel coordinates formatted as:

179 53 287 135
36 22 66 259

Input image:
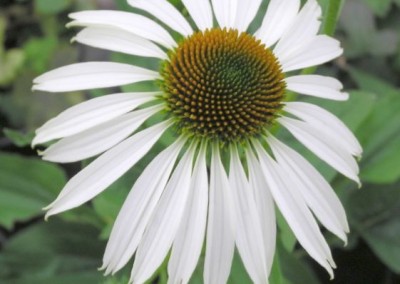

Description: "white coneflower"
32 0 362 283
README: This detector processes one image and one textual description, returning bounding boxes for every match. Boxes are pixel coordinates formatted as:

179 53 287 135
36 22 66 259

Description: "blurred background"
0 0 399 283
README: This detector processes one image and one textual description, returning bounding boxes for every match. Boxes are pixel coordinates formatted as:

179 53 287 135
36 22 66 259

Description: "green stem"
323 0 346 36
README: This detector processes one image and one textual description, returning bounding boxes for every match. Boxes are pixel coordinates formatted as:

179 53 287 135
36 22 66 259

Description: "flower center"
161 28 286 143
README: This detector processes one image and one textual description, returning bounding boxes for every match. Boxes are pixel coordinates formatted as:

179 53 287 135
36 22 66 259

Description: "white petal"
267 135 349 242
285 75 349 101
168 143 208 284
255 0 300 47
284 102 362 157
128 0 193 37
131 144 197 284
234 0 262 32
73 26 167 59
281 35 343 72
44 120 172 218
253 141 335 278
279 117 360 185
68 10 176 48
274 0 322 63
182 0 213 31
32 92 157 146
204 144 235 284
102 138 186 274
32 62 159 92
211 0 238 29
42 105 162 163
229 147 269 284
246 149 276 273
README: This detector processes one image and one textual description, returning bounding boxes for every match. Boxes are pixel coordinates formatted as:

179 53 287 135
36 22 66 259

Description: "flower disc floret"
162 28 286 143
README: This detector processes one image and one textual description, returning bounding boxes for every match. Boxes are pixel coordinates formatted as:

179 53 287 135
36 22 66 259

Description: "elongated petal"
274 0 321 63
44 120 172 218
73 26 167 59
229 147 269 283
128 0 193 36
130 144 196 284
234 0 262 32
102 138 186 275
68 11 176 48
255 0 300 47
33 62 159 92
182 0 213 31
246 149 276 273
253 141 335 278
284 102 362 157
267 135 349 242
279 117 360 185
42 105 162 163
32 92 156 146
168 143 208 284
285 75 349 101
204 144 235 284
281 35 343 72
211 0 238 29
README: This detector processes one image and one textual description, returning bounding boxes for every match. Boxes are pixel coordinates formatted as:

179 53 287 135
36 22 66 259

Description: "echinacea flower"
32 0 362 283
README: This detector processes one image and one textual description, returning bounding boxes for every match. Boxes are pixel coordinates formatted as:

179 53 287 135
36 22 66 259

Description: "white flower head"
33 0 362 283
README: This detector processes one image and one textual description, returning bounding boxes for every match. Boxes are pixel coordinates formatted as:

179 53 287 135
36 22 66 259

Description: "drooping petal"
246 148 276 273
128 0 193 37
168 143 208 284
278 117 360 185
73 26 167 59
284 102 362 157
234 0 262 32
255 0 300 47
182 0 213 31
253 141 336 278
229 146 269 283
274 0 322 63
32 62 159 92
44 120 172 218
68 10 176 48
281 35 343 72
204 144 235 284
267 135 349 242
42 105 162 163
102 138 186 275
211 0 238 29
32 92 157 146
130 144 197 284
285 75 349 101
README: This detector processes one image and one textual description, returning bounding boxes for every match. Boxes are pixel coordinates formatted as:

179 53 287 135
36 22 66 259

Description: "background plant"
0 0 399 283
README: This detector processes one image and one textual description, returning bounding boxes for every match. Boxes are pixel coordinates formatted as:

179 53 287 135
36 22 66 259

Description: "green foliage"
0 153 66 229
0 17 25 86
35 0 72 15
347 184 400 273
0 220 105 283
3 128 34 147
363 0 393 17
340 0 399 58
348 69 400 184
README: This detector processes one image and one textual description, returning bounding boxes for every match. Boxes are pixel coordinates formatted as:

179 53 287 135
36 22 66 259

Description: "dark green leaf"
347 183 400 273
278 243 320 284
348 69 400 183
0 219 105 283
0 152 66 229
228 252 252 284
